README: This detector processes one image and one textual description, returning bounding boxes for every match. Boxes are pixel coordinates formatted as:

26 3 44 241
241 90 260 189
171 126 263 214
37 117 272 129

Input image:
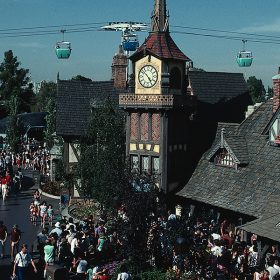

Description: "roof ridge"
238 100 270 131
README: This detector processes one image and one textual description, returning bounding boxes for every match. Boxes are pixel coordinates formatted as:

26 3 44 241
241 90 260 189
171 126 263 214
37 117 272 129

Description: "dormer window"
214 148 235 167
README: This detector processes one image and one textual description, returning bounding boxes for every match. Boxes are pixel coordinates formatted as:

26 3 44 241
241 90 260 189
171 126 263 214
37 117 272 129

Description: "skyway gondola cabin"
55 41 71 59
237 40 253 67
122 31 139 52
55 29 71 59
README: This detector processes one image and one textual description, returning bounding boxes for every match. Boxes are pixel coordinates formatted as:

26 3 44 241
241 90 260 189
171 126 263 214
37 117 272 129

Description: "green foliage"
36 81 56 112
77 99 127 206
166 269 197 280
6 115 21 152
35 81 57 148
44 97 56 148
111 259 139 280
71 75 92 81
137 269 166 280
190 67 205 72
0 50 34 117
246 76 266 104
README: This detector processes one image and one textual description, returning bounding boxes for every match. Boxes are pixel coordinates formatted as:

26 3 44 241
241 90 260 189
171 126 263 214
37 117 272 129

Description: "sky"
0 0 280 88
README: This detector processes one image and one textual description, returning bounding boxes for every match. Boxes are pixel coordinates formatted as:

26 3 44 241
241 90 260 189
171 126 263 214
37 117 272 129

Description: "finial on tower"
151 0 169 32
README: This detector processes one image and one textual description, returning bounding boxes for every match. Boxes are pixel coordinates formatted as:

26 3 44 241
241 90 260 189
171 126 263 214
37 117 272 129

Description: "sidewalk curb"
38 187 60 200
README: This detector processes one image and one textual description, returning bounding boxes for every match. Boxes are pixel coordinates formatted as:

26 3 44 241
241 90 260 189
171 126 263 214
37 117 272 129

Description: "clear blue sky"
0 0 280 88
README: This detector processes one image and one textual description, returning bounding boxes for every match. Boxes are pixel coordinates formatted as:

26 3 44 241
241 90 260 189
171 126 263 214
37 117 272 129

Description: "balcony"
119 94 195 109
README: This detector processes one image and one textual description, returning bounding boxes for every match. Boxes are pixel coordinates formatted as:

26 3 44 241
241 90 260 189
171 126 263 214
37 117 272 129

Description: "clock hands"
144 72 152 83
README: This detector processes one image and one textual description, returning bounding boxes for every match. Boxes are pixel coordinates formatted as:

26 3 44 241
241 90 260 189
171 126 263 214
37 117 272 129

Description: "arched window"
170 67 181 89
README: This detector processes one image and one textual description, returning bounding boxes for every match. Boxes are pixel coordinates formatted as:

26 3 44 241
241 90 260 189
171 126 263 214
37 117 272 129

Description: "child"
47 204 54 227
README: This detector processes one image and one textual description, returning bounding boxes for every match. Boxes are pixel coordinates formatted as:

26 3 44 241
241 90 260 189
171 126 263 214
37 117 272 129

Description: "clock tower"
119 0 195 193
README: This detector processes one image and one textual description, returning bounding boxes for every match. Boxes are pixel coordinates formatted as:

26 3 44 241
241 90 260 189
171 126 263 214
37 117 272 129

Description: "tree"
6 114 21 153
71 75 92 82
77 99 127 207
36 81 56 112
44 97 56 148
0 50 34 117
246 76 266 104
36 81 57 148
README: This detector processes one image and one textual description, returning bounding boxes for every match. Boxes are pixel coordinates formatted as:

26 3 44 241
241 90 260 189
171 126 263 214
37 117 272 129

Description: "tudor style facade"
119 0 195 193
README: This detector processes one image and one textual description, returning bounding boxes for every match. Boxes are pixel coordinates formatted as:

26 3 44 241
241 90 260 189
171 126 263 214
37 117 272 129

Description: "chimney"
111 45 128 90
272 67 280 113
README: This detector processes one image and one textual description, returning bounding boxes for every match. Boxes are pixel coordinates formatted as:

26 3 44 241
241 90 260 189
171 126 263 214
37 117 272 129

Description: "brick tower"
112 45 128 90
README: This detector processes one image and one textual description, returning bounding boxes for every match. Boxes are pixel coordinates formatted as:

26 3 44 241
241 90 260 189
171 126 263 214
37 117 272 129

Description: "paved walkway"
0 169 60 279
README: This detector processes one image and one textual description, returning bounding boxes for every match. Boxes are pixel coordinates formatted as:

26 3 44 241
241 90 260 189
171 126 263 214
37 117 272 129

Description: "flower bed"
40 181 61 196
69 201 101 221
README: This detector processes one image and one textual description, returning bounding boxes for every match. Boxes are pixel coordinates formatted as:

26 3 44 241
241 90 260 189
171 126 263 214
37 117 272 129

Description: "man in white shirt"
12 244 37 280
49 222 62 238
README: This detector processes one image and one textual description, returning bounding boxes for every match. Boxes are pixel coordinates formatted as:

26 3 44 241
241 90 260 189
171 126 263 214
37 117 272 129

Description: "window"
130 155 139 170
141 156 149 173
152 157 160 173
214 148 235 167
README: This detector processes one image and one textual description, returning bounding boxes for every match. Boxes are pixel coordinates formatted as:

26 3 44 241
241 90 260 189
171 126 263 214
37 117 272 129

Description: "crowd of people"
159 215 280 280
0 221 22 262
0 138 50 203
13 192 280 280
32 189 124 280
1 139 280 280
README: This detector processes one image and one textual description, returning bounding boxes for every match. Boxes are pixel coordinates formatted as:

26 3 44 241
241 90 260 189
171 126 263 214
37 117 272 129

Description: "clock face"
138 65 158 88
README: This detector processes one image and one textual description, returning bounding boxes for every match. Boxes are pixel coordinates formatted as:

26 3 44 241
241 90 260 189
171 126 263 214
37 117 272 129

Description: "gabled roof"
130 32 191 62
56 80 122 137
177 100 280 220
206 134 249 165
188 71 249 104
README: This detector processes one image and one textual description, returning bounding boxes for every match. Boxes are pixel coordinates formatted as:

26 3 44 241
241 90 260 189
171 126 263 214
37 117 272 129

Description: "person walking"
0 220 7 258
1 173 8 201
12 244 37 280
43 238 55 279
11 224 21 262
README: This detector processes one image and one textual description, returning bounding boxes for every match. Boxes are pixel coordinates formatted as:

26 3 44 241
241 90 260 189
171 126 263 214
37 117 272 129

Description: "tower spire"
151 0 169 32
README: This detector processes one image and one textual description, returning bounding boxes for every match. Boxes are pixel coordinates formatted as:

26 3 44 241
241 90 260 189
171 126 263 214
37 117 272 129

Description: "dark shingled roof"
0 112 47 134
188 71 249 104
56 80 121 137
240 215 280 241
130 32 191 62
177 99 280 221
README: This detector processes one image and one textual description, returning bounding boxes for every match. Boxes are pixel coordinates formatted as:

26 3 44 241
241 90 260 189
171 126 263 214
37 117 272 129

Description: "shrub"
40 181 61 196
137 269 166 280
